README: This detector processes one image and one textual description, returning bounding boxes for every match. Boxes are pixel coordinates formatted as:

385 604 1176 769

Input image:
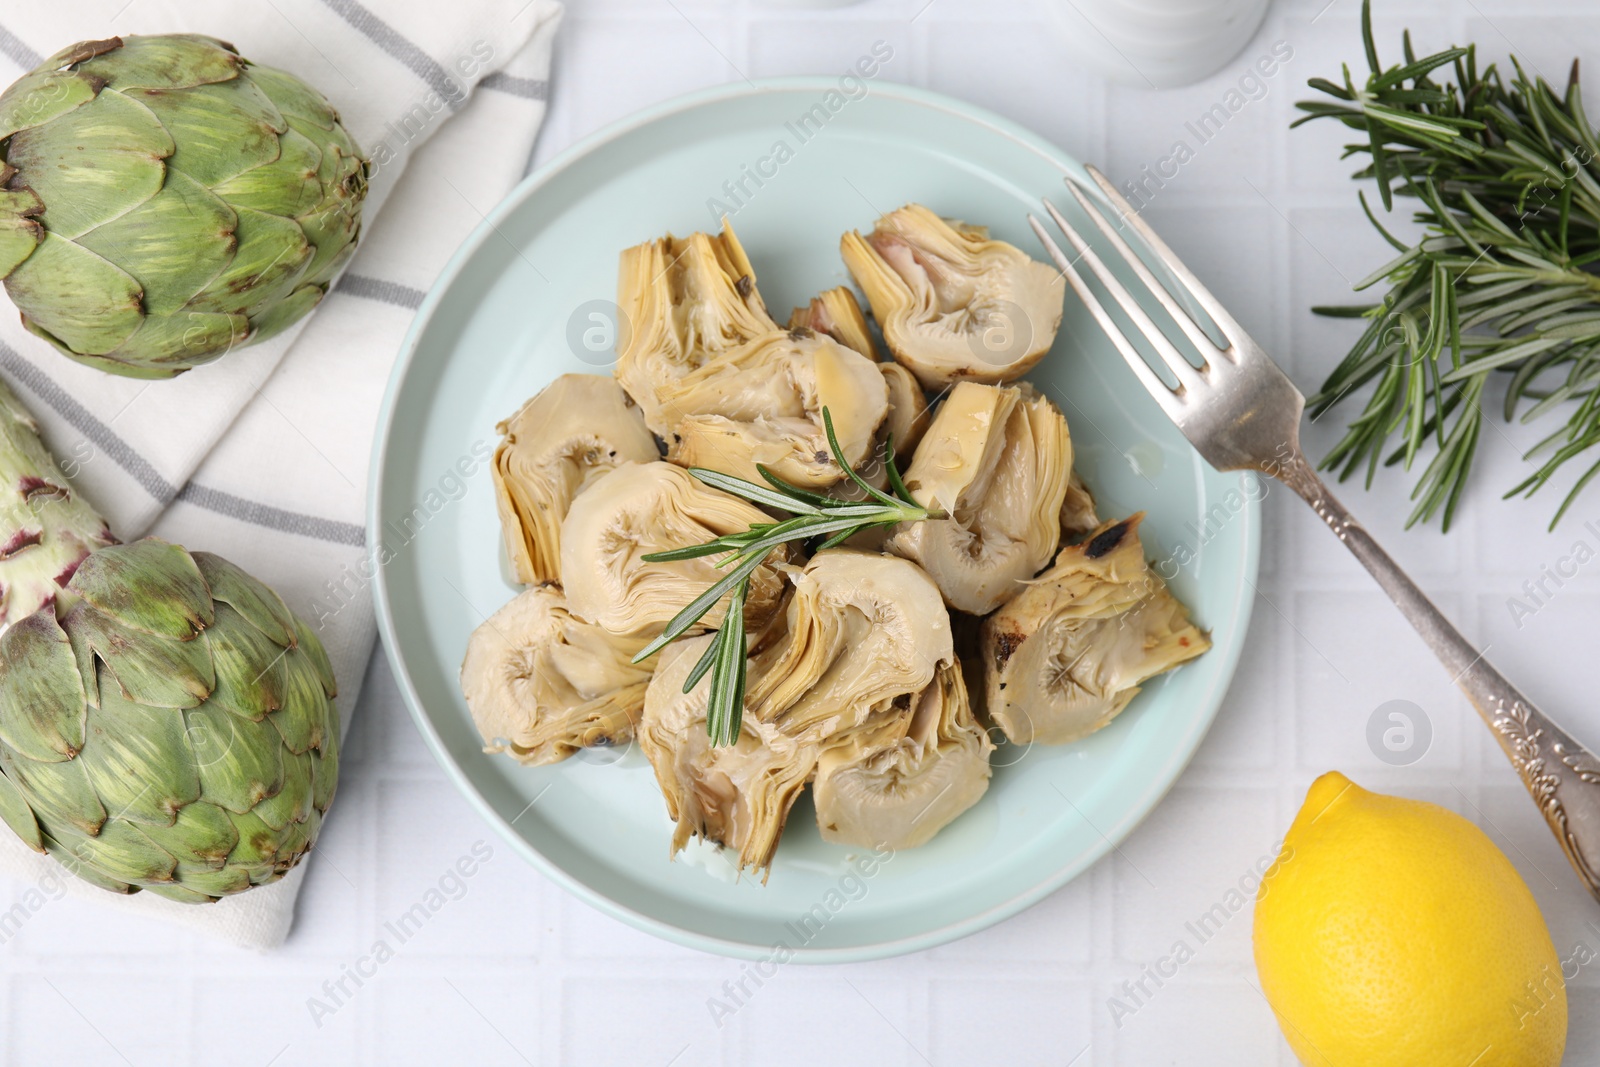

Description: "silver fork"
1032 165 1600 902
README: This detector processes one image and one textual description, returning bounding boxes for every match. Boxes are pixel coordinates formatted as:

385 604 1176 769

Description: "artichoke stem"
0 379 114 631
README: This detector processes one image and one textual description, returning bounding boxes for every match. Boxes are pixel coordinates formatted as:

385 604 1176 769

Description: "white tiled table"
6 0 1600 1063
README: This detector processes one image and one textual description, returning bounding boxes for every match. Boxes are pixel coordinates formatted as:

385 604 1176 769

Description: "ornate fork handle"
1277 449 1600 897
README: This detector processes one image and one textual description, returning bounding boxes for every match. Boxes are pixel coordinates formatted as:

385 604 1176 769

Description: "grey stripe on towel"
178 483 366 547
0 340 177 504
0 341 366 547
319 0 466 107
480 72 548 99
0 24 41 70
336 273 426 309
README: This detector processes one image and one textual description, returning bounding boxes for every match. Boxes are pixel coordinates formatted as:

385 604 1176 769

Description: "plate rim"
368 76 1262 963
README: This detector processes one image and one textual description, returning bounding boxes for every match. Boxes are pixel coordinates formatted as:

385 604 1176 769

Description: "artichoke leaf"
0 766 42 852
135 74 286 186
211 126 323 217
293 616 338 698
0 210 44 279
141 881 214 903
77 684 202 825
310 715 338 811
6 234 143 356
247 65 340 131
74 35 242 91
68 539 213 638
0 743 106 836
1 88 170 239
187 702 286 815
250 748 312 831
92 310 251 375
0 610 87 761
245 283 323 343
192 551 298 647
204 603 289 722
267 651 330 756
75 171 236 316
293 194 361 284
47 815 180 886
41 831 135 893
188 206 313 319
0 69 99 141
167 861 250 897
135 798 237 870
225 805 308 877
71 602 215 710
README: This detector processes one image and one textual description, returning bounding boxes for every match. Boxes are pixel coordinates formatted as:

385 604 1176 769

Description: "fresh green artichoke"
0 380 339 901
0 34 368 379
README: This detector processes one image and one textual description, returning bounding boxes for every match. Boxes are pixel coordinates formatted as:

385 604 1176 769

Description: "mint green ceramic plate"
371 79 1259 962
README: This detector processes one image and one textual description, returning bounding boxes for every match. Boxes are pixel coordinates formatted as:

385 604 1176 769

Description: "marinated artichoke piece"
1060 471 1101 542
788 289 930 487
813 661 992 850
640 636 817 876
617 223 889 489
492 374 657 586
979 514 1210 746
615 222 776 436
460 586 653 766
879 360 932 460
745 550 952 745
662 325 889 488
559 461 787 637
639 550 953 873
788 286 878 359
841 204 1065 388
887 382 1073 614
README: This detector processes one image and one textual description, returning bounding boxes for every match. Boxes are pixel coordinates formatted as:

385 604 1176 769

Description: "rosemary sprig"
631 408 942 746
1294 0 1600 529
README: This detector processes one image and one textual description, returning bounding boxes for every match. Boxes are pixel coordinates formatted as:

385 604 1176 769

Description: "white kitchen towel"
0 0 561 949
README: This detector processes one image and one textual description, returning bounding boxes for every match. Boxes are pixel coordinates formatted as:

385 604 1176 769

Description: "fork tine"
1039 198 1208 395
1059 179 1222 365
1080 164 1250 351
1027 213 1188 423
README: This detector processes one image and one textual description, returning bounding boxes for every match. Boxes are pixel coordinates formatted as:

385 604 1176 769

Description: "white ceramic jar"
1047 0 1273 88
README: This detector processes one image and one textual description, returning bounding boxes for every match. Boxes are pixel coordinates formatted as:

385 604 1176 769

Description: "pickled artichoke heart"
492 374 658 586
663 326 889 488
888 382 1073 615
813 661 991 851
640 635 817 875
841 204 1065 388
0 539 339 901
788 286 879 359
788 291 930 488
0 35 368 378
559 461 787 636
1060 471 1101 542
615 224 774 435
980 515 1210 746
745 550 952 745
0 379 115 629
460 586 652 766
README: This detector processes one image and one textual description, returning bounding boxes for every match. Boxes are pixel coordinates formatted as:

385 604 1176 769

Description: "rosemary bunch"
1294 0 1600 529
632 410 941 746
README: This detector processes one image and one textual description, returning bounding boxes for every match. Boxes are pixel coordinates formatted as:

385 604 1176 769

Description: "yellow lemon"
1253 771 1566 1067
